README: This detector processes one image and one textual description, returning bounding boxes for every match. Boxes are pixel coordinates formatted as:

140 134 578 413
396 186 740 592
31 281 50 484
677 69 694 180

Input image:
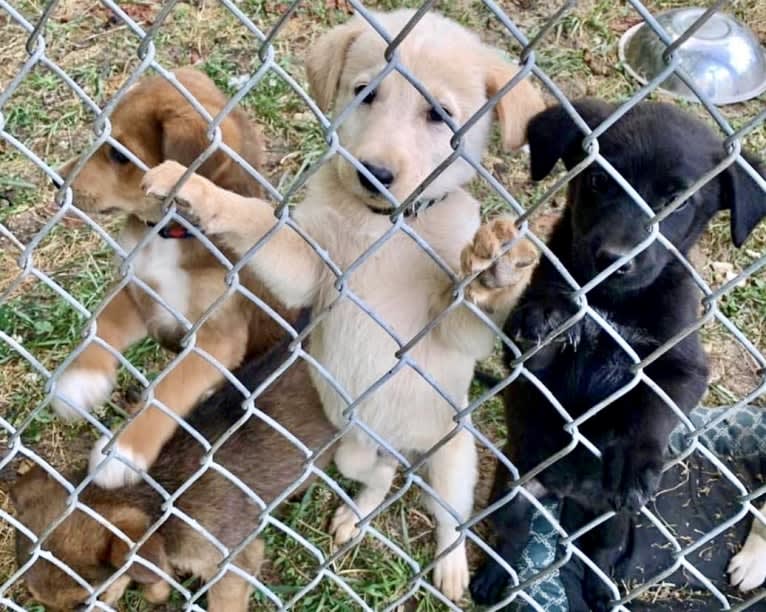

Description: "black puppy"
470 99 766 610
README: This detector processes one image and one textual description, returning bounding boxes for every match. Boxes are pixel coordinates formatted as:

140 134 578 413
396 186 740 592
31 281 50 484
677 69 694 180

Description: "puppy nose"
357 162 394 193
595 248 636 275
51 174 63 188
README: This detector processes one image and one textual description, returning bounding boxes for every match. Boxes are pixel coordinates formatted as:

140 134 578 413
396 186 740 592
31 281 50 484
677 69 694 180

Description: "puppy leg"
141 161 322 309
203 540 263 612
99 574 133 606
426 428 477 602
470 451 536 606
142 580 171 604
729 502 766 592
89 329 245 488
330 436 397 544
207 574 252 612
580 510 630 612
52 287 147 420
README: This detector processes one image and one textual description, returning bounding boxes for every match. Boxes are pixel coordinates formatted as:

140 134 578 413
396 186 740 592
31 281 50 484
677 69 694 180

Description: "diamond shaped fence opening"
0 0 765 610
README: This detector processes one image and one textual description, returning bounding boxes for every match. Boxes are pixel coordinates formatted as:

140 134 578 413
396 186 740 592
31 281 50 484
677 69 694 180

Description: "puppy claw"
89 435 146 489
729 532 766 591
330 504 361 545
433 544 469 602
52 368 113 421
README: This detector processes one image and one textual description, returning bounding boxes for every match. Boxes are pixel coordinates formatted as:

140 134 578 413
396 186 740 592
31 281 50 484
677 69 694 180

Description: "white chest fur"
299 196 482 452
118 227 192 333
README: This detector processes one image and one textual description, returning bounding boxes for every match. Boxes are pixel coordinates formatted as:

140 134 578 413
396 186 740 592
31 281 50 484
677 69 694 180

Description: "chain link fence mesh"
0 0 765 610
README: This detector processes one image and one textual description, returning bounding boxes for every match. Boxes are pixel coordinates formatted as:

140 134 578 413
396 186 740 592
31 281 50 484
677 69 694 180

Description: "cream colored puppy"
141 9 543 601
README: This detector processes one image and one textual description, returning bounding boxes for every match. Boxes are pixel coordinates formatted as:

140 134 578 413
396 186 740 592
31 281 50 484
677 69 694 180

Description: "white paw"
330 504 361 545
433 542 469 602
729 531 766 592
51 369 113 421
88 435 146 489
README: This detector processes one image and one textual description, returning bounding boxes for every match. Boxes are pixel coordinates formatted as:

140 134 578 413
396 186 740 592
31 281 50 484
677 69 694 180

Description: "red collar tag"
145 220 193 240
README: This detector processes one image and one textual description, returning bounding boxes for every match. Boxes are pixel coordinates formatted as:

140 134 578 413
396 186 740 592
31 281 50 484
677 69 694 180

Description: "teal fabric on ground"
509 406 765 611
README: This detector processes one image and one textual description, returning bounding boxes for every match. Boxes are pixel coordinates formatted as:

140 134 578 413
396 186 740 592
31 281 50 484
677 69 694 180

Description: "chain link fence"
0 0 765 610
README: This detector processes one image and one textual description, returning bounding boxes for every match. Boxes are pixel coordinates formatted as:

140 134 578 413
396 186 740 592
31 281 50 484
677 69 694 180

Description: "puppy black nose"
357 162 394 193
51 174 63 188
595 248 636 276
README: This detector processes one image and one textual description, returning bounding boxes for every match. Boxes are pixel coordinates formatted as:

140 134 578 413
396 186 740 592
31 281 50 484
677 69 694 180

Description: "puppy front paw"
602 440 663 513
460 216 537 312
88 435 146 489
141 161 217 231
433 543 469 602
469 557 510 605
52 368 114 421
583 570 616 612
729 531 766 592
330 504 361 545
508 290 582 348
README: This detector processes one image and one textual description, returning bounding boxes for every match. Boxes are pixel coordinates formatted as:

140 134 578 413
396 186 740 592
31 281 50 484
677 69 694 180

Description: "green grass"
0 0 764 609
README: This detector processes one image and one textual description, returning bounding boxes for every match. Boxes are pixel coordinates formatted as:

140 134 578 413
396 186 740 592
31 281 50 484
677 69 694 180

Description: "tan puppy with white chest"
51 68 297 488
141 11 543 601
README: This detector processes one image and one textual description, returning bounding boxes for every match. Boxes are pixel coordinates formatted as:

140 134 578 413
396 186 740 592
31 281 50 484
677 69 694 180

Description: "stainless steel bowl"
619 8 766 105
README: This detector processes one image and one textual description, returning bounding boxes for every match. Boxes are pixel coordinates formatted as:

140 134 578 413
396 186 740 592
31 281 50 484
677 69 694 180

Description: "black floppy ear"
526 98 615 180
720 152 766 248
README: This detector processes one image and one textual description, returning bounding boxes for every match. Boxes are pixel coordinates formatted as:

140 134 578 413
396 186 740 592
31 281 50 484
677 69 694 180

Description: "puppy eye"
587 171 609 191
664 194 690 213
353 84 376 105
108 146 130 165
428 105 452 123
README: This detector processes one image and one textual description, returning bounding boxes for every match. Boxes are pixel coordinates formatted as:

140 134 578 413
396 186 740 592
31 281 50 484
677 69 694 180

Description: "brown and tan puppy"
12 343 335 611
50 67 297 489
140 10 544 601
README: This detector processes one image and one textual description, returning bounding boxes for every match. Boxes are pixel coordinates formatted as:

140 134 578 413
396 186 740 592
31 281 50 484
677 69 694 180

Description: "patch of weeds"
17 403 55 446
720 276 766 334
0 233 114 364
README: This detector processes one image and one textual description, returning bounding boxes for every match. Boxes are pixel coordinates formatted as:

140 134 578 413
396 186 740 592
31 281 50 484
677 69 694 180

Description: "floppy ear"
159 109 214 169
526 99 615 180
484 52 546 151
720 152 766 248
158 106 263 196
107 508 169 584
305 17 366 113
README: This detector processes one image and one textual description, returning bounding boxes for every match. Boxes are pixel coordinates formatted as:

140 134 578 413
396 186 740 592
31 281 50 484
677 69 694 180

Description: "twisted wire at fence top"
0 0 765 610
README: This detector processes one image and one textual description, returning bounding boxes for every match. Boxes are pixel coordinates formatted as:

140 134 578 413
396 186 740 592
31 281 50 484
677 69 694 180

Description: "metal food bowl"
619 8 766 105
